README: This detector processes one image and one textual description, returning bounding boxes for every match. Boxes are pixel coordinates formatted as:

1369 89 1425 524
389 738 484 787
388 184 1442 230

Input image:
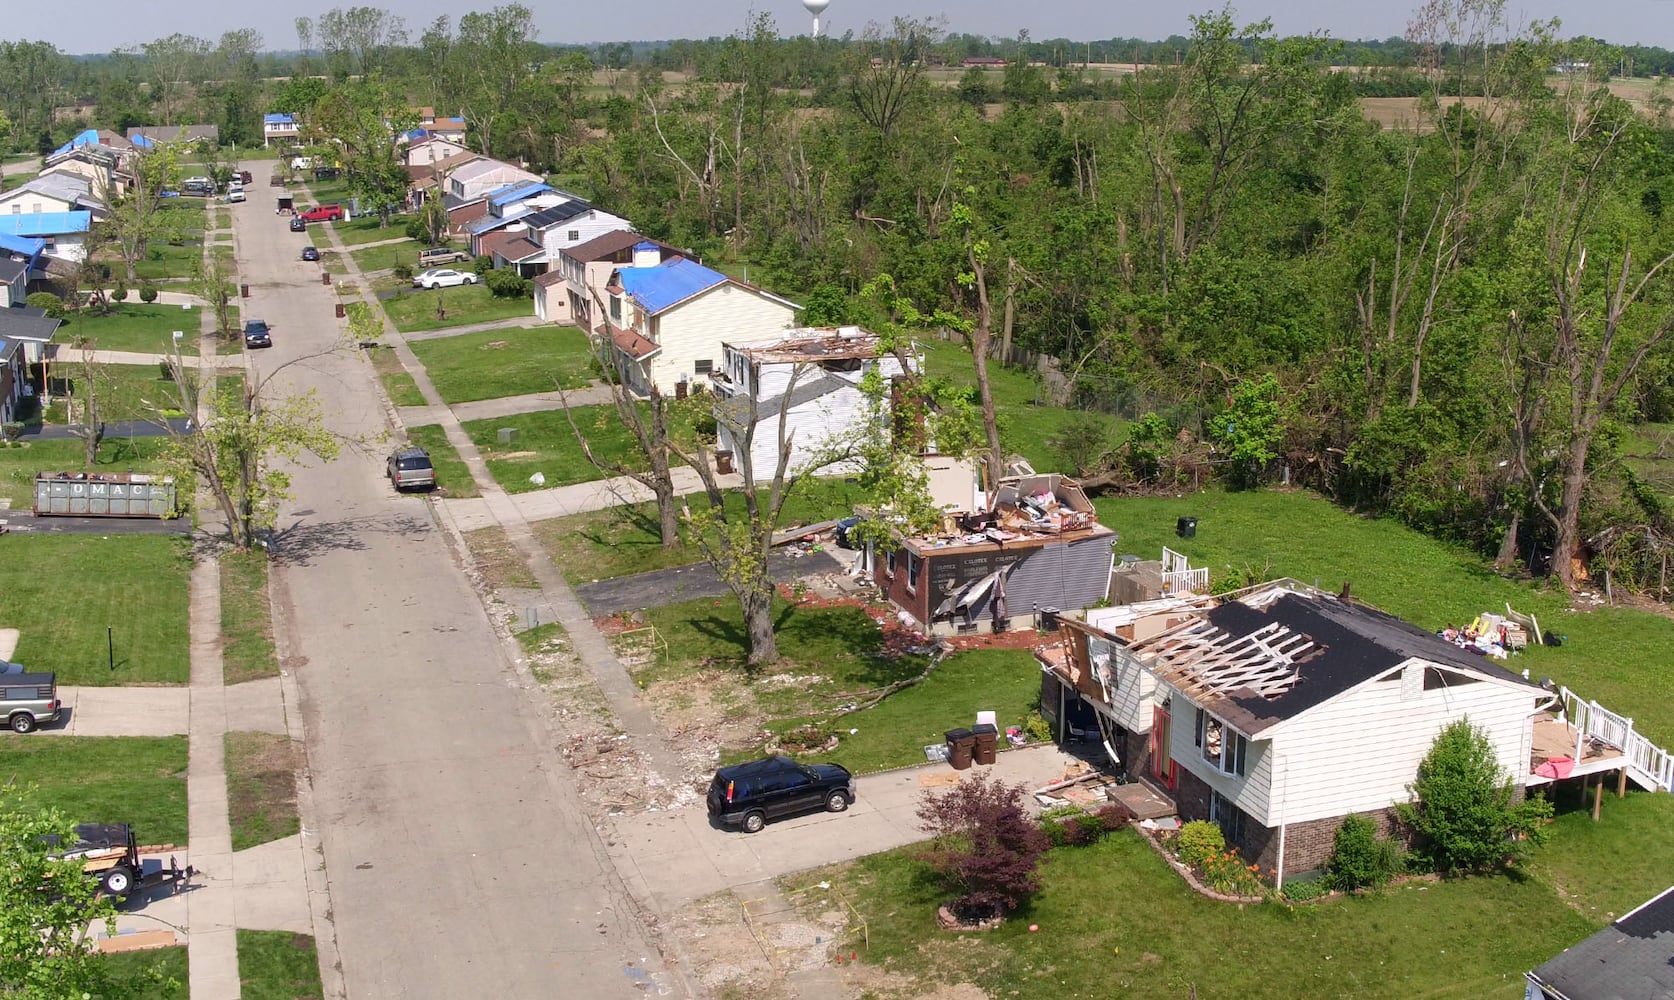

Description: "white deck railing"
1558 686 1674 792
1160 546 1210 595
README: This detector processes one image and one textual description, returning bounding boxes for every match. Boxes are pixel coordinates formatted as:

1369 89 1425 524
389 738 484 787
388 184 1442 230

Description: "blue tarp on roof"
0 233 45 260
488 182 551 208
51 129 102 157
264 113 295 124
0 212 90 237
619 258 727 315
468 206 533 236
129 133 155 148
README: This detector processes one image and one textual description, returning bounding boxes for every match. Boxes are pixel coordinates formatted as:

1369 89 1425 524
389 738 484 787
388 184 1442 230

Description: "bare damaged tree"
668 363 849 667
68 344 105 466
1509 75 1674 589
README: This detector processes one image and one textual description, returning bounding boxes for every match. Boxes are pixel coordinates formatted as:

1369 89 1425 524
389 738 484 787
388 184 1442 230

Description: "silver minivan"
3 670 61 733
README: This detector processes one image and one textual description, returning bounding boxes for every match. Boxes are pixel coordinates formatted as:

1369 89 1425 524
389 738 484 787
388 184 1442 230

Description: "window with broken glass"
1195 708 1247 776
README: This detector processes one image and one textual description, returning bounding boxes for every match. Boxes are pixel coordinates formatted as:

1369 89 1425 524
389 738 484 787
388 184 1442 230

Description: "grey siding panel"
966 537 1111 619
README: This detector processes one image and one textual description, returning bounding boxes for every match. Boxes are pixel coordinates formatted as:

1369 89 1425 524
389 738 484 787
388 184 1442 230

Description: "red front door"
1151 706 1178 789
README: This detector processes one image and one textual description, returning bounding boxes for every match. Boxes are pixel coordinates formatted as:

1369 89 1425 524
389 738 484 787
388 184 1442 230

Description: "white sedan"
412 268 478 290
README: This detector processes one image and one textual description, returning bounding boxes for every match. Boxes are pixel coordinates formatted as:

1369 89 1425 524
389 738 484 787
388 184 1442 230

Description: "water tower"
803 0 831 37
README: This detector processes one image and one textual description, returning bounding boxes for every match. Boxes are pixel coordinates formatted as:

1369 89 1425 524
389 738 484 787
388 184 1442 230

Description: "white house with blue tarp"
605 256 798 396
0 212 91 262
263 113 299 146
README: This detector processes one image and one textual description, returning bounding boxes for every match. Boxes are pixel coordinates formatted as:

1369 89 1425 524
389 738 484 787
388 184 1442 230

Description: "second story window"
1195 708 1247 777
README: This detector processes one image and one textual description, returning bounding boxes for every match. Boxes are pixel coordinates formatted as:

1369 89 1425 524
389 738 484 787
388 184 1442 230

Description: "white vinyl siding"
538 213 631 266
645 285 795 396
1088 636 1156 734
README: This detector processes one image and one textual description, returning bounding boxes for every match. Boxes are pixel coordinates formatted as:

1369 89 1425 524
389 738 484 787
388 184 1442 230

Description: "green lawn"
332 214 413 246
238 930 325 1000
225 732 301 851
410 325 596 404
0 436 173 511
349 238 420 274
533 477 864 584
464 401 704 494
383 284 533 333
1094 488 1674 746
821 830 1601 1000
130 242 206 283
56 305 202 356
365 345 426 406
220 550 278 684
0 535 191 685
39 363 186 423
637 597 928 723
100 945 187 999
405 424 479 498
0 737 189 846
775 648 1043 773
918 337 1125 473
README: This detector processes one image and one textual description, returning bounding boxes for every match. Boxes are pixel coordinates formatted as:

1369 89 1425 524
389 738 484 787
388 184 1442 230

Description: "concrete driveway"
609 745 1090 911
575 549 844 615
34 686 188 736
235 164 676 998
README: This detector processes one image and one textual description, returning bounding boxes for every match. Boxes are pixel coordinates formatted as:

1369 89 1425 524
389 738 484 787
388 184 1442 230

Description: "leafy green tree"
453 4 539 159
306 80 415 225
1395 719 1552 873
1325 813 1404 892
0 786 168 998
1210 374 1285 487
106 143 184 283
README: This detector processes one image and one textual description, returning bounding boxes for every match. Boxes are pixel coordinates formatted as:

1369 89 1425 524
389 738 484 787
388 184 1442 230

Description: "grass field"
383 284 533 333
220 550 278 684
225 732 301 851
405 423 479 498
1094 488 1674 746
409 325 596 404
349 238 420 274
463 404 640 493
39 362 185 423
917 336 1125 473
101 945 187 998
0 737 189 846
532 477 863 584
0 535 191 685
365 345 425 406
238 930 325 1000
774 648 1043 773
56 305 202 356
130 241 206 283
0 436 172 511
331 214 413 246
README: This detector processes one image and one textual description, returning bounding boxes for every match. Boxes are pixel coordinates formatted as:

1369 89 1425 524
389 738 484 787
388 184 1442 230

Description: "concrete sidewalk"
609 746 1094 910
45 687 189 737
48 348 240 369
440 465 740 531
397 383 617 426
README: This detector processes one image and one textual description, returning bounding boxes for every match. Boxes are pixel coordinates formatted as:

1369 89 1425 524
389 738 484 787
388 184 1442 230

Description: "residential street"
234 176 678 998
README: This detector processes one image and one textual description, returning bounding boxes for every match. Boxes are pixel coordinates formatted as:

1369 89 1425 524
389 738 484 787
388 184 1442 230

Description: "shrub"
1 422 23 442
1176 820 1225 868
1326 814 1403 892
1094 801 1132 832
471 254 494 276
485 268 532 298
138 285 159 304
110 283 128 303
1199 847 1267 896
917 773 1050 920
403 217 428 242
1022 711 1053 744
24 292 64 318
1280 875 1332 902
1395 719 1552 873
392 263 413 281
1050 412 1113 476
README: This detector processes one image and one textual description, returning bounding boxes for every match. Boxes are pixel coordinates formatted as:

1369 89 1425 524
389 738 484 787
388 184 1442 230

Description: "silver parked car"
412 267 477 290
4 670 61 733
387 445 436 491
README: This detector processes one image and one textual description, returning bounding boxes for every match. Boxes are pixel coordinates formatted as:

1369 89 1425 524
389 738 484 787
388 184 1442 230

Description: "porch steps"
1558 686 1674 793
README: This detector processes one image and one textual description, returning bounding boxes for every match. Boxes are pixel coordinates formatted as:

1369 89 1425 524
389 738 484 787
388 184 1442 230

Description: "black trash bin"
972 723 998 766
1177 516 1198 539
944 728 974 770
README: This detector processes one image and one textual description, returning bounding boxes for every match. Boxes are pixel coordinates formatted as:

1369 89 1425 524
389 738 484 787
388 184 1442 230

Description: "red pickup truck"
297 204 344 223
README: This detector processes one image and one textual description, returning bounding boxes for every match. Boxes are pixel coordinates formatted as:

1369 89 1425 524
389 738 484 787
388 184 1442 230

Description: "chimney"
632 241 660 269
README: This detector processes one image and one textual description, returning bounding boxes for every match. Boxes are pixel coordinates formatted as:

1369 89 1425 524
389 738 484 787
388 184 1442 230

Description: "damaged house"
874 473 1114 636
1038 581 1571 880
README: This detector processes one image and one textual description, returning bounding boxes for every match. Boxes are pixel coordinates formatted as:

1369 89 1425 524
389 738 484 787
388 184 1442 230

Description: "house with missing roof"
126 125 219 149
708 327 918 477
1033 580 1674 881
604 256 798 396
1524 883 1674 999
874 472 1115 636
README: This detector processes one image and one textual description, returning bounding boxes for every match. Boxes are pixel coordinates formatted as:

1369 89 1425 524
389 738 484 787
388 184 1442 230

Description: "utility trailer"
51 823 195 899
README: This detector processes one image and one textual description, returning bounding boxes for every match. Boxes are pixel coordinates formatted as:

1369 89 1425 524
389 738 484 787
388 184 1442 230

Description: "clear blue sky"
14 1 1674 58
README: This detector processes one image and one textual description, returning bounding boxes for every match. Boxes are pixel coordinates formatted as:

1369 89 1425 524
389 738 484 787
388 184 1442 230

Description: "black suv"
243 319 272 349
707 755 854 833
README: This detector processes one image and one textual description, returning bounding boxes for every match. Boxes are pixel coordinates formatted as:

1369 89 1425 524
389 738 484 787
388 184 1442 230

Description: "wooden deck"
1528 713 1626 784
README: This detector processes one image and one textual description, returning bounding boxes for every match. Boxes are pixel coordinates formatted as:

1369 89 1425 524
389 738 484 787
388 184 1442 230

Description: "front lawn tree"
1396 718 1552 873
308 80 416 226
190 253 237 340
916 773 1050 921
107 142 184 283
0 787 164 998
153 343 342 550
